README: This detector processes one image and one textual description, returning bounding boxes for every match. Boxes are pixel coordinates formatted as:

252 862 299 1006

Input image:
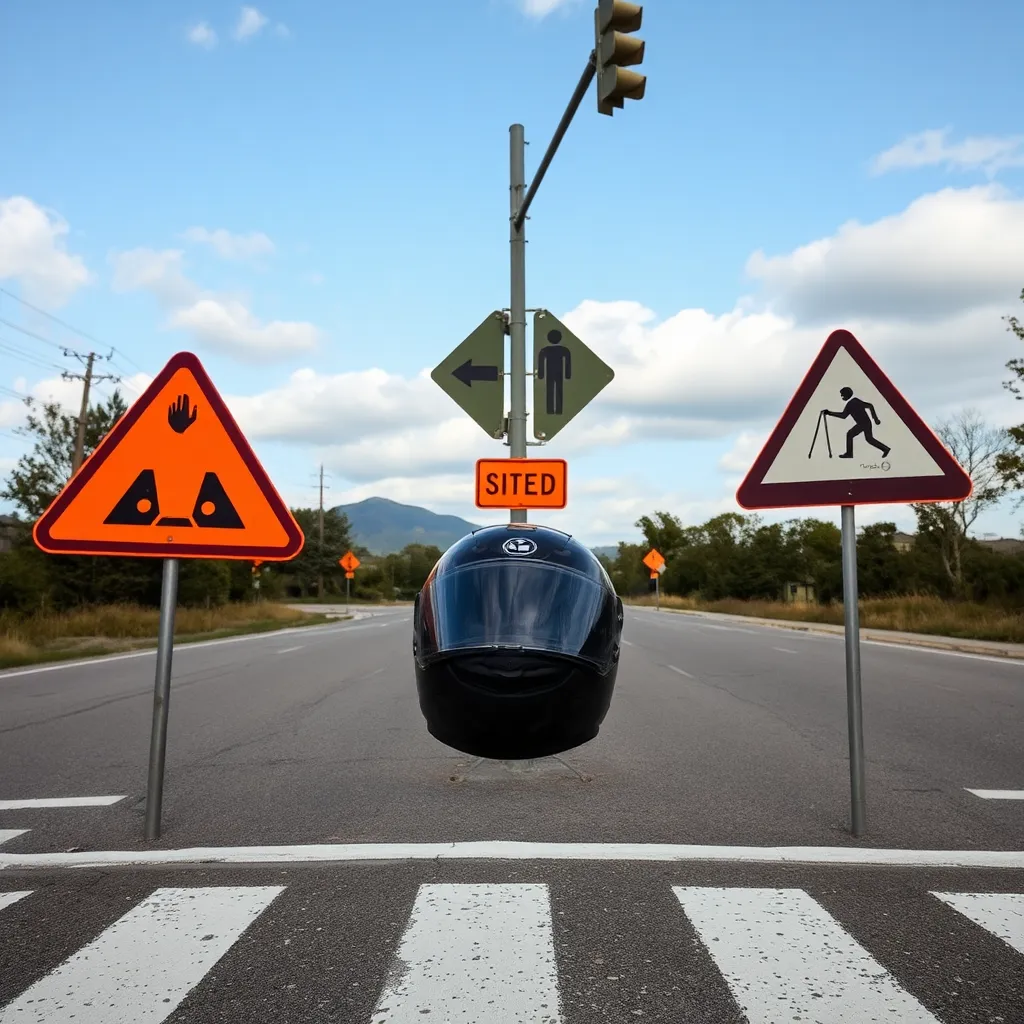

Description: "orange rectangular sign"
475 458 567 510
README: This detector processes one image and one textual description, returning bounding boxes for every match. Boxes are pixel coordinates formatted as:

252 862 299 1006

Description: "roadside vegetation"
0 602 332 670
624 594 1024 644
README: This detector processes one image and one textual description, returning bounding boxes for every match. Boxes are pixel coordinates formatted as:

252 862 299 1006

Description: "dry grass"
0 602 328 669
626 593 1024 644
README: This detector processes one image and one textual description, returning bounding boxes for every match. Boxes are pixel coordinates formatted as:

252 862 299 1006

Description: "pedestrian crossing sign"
737 329 973 509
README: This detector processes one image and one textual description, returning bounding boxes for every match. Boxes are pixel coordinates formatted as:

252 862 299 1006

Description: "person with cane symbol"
809 386 891 460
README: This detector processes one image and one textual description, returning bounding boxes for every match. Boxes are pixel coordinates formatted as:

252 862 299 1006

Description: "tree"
999 287 1024 493
1 390 128 519
282 508 353 596
911 407 1007 592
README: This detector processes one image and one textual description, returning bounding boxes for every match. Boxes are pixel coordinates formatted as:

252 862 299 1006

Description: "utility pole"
63 349 120 474
318 464 325 599
505 1 646 522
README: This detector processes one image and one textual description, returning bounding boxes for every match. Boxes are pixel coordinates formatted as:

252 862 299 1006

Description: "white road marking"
621 639 633 646
668 665 694 679
932 892 1024 956
675 886 940 1023
369 883 562 1023
0 617 408 680
0 885 284 1024
0 796 125 810
275 645 305 655
0 830 27 847
772 647 799 655
965 789 1024 800
0 890 31 912
4 841 1024 870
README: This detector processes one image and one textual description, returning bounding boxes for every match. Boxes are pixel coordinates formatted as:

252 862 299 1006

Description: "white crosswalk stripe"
0 886 284 1024
932 891 1024 956
674 886 941 1023
1 882 1022 1022
0 890 31 912
369 883 562 1024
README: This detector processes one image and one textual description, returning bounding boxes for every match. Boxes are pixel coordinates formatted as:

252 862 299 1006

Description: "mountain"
332 497 480 555
331 497 625 559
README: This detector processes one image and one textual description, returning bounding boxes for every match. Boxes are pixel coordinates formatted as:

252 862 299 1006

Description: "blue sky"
2 0 1024 546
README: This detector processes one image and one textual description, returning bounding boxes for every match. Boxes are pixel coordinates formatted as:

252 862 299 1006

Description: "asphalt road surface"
1 605 1022 1022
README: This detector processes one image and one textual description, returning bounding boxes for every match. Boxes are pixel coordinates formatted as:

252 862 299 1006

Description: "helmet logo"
502 537 538 556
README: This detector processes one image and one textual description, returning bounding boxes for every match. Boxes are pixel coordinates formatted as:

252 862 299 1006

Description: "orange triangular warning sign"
737 330 973 510
33 352 305 560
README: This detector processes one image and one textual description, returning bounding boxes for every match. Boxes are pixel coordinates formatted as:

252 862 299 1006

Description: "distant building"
892 532 915 552
784 582 816 604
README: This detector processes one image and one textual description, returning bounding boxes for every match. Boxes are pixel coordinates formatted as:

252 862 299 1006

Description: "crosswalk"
1 880 1022 1022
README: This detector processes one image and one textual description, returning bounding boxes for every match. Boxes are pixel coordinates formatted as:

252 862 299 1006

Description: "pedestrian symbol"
532 310 614 441
537 329 571 415
809 387 891 461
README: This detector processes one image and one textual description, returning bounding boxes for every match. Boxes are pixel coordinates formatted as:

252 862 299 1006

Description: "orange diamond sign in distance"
642 548 665 572
340 551 360 572
33 352 304 561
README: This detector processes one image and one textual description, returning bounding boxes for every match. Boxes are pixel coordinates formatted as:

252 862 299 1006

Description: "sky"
2 0 1024 549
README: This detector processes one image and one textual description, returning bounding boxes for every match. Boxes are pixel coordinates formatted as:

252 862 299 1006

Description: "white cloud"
227 367 444 445
187 21 217 48
111 248 197 306
181 226 275 260
274 22 290 38
109 246 319 362
746 186 1024 322
170 298 318 360
519 0 578 16
234 6 269 40
871 128 1024 178
0 196 91 307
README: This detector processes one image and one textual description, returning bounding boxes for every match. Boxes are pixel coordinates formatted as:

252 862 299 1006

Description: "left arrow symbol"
452 359 500 387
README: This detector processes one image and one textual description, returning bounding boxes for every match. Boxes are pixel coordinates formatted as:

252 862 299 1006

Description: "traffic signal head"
595 0 646 116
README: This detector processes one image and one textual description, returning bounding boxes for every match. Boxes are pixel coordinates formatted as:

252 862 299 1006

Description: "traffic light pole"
507 53 598 525
508 124 528 524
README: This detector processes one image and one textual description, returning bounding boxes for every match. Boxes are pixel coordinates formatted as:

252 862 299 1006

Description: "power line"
0 337 65 373
0 316 83 356
0 287 148 374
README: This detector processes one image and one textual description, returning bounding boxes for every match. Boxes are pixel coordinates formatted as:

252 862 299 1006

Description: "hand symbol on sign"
168 394 198 434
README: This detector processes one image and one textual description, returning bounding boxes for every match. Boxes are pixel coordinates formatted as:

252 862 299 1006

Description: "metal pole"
144 557 179 840
655 575 660 611
71 352 95 474
841 504 867 837
346 575 350 615
509 124 528 524
513 54 597 234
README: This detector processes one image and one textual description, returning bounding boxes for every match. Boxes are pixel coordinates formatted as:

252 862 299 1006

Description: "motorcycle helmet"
413 522 624 759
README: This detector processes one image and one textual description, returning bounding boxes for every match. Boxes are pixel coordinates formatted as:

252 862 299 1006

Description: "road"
0 605 1021 1021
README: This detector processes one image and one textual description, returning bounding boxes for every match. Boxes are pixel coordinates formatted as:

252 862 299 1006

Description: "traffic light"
594 0 646 116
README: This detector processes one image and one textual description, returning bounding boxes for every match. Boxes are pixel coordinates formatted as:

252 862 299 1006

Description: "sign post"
144 557 179 840
33 351 304 840
737 329 972 837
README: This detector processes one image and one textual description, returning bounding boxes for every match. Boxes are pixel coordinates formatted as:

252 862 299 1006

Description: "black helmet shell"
413 523 624 760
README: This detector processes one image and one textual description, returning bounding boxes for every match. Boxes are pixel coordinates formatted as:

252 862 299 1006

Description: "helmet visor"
422 560 615 667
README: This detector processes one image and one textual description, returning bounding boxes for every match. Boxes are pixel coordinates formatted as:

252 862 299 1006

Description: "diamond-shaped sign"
533 310 614 441
432 312 506 439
